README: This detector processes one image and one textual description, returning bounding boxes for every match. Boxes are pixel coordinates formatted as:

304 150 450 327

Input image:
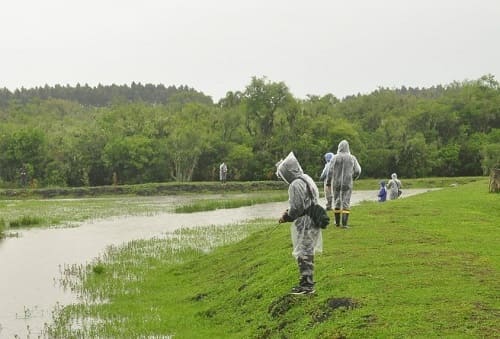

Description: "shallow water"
0 189 432 338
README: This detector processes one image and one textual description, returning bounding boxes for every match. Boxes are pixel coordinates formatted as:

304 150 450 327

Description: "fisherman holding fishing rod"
275 152 324 295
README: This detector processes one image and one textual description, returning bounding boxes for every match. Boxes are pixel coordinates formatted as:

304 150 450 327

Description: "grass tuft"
9 215 44 228
174 192 287 213
92 263 105 275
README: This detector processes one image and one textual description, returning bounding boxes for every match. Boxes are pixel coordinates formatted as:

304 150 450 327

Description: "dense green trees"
0 76 498 187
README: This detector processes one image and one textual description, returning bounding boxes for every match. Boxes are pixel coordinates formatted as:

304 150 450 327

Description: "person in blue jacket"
378 181 387 202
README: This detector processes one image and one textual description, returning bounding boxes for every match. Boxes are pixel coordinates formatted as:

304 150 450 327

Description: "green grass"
0 177 482 199
0 181 288 199
0 177 482 231
8 215 43 228
0 191 287 230
354 176 483 190
0 196 178 229
174 191 288 213
48 179 499 338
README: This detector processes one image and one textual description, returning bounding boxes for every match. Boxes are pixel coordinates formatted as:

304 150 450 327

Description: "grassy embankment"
48 179 499 338
0 177 482 233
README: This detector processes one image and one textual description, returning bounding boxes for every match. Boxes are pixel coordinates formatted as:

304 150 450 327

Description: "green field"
46 179 499 338
0 177 482 233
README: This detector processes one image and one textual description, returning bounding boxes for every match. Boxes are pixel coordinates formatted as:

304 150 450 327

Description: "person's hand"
279 209 289 223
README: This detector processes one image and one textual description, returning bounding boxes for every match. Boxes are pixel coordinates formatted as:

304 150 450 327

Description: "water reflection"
0 189 432 338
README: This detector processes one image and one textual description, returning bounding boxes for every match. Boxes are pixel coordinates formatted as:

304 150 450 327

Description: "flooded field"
0 189 433 338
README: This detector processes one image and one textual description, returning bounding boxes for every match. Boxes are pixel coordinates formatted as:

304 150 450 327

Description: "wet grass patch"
0 192 287 230
8 215 44 228
0 196 181 229
49 221 272 338
174 192 287 213
310 297 360 324
268 294 303 319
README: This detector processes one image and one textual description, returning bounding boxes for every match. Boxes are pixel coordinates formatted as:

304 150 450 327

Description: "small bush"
9 215 44 228
92 263 105 275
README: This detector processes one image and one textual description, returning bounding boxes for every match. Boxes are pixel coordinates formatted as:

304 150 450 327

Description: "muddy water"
0 189 433 338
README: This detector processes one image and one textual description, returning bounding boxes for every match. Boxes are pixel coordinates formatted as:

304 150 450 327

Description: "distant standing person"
387 173 402 200
20 167 27 187
219 162 228 184
378 181 387 202
276 152 323 295
327 140 361 228
319 152 334 210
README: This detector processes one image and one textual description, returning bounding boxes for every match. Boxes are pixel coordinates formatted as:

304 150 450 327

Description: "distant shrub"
9 215 43 228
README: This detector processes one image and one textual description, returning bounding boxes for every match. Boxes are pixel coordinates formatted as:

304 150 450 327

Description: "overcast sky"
1 0 499 101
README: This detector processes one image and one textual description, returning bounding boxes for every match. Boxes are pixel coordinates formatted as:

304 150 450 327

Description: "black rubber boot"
291 275 315 294
342 213 349 228
298 275 313 287
334 211 341 227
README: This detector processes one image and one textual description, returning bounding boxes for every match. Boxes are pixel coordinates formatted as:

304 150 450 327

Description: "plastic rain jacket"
276 152 323 259
319 152 334 184
387 173 402 200
327 141 361 188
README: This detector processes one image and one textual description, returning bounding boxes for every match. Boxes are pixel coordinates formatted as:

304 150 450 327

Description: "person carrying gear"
319 152 334 210
327 140 361 228
387 173 402 200
276 152 323 295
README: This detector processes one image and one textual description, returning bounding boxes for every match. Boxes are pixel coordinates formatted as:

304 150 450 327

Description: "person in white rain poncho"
327 140 361 228
219 162 228 184
319 152 334 210
276 152 323 295
387 173 402 200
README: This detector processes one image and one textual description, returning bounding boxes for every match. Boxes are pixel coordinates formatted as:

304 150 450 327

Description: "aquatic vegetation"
0 192 286 230
48 220 270 337
8 215 43 228
174 192 288 213
0 196 181 229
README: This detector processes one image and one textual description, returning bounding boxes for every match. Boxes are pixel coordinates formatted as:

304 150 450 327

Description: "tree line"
0 75 498 188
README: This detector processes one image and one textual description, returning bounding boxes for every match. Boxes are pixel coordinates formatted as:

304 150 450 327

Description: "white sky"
1 0 499 101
